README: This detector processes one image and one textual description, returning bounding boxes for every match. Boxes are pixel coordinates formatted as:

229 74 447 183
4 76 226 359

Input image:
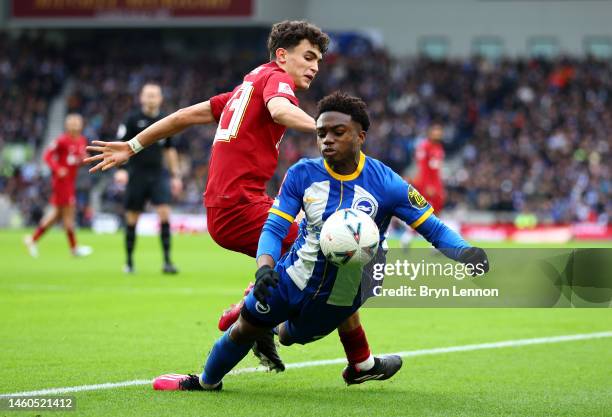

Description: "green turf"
0 230 610 417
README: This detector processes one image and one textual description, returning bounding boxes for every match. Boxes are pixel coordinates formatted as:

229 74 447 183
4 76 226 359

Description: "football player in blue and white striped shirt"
153 92 488 391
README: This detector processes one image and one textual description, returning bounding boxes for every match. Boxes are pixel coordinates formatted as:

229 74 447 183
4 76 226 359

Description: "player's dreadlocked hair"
317 92 371 132
267 20 330 60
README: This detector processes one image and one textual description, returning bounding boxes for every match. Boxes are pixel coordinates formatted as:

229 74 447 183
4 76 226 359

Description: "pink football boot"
217 282 254 331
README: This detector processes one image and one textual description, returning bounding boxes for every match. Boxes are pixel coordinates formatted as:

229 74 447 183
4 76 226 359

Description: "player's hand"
458 247 489 276
85 141 134 173
57 167 68 178
253 265 279 306
171 176 183 198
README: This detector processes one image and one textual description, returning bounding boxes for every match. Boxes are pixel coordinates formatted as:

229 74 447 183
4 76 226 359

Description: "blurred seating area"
0 31 609 225
0 33 67 226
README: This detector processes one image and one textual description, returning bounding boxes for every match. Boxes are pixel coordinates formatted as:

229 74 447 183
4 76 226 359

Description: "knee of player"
278 326 294 346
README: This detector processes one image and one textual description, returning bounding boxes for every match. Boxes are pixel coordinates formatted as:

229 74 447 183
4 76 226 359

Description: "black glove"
458 247 490 276
253 265 280 305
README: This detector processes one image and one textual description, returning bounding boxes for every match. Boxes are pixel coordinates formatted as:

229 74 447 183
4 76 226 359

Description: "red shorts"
207 198 299 258
50 180 76 207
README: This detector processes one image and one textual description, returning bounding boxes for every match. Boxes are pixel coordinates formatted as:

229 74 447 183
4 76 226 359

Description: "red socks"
32 225 78 252
339 325 371 365
32 226 46 242
66 228 77 250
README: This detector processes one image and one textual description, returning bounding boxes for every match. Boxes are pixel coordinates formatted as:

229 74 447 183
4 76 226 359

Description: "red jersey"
43 133 88 183
205 62 299 208
414 138 445 188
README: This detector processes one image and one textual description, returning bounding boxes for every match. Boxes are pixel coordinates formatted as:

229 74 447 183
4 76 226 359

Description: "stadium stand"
0 31 609 226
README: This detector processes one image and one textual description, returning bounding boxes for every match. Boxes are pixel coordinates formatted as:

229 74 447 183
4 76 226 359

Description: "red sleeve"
43 140 61 172
263 72 299 106
210 92 233 122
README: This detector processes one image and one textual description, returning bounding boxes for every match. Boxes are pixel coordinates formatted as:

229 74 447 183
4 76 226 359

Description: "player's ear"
275 48 288 64
358 130 366 147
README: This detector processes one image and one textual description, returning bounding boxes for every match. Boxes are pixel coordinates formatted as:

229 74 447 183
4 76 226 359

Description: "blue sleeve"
256 164 304 263
389 171 435 229
415 215 470 261
268 164 303 224
257 214 292 263
388 170 470 261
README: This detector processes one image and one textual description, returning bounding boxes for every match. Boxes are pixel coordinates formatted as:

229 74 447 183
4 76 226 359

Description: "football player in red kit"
413 123 446 213
24 114 92 257
86 21 385 385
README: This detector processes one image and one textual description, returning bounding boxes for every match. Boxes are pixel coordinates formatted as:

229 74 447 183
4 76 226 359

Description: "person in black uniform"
117 83 182 274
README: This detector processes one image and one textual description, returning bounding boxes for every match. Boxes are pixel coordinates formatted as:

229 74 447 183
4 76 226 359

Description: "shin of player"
25 114 91 258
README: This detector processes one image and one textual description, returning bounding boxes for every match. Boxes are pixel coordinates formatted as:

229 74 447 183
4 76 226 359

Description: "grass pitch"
0 230 610 417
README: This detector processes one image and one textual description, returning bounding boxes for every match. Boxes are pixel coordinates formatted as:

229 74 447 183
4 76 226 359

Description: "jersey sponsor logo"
277 82 295 97
137 120 148 128
255 301 270 314
352 196 378 218
408 185 428 209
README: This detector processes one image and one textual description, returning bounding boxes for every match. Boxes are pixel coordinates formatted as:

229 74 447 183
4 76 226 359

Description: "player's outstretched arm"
415 216 489 274
391 175 489 272
267 97 316 133
85 101 215 172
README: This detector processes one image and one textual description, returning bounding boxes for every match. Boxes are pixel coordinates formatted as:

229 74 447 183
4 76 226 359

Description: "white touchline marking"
1 331 610 398
1 284 238 296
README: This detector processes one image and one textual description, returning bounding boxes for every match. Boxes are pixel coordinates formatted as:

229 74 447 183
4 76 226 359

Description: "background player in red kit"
413 122 446 213
86 21 381 383
24 114 92 257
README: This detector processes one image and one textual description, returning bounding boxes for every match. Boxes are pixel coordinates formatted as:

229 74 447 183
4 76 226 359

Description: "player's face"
140 85 163 112
316 111 365 165
429 125 444 141
65 115 83 136
280 39 322 90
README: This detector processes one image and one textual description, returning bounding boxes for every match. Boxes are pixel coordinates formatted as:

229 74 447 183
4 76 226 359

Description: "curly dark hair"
316 92 370 132
267 20 330 60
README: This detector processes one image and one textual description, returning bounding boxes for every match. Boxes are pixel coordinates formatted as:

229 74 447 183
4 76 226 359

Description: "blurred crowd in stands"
0 31 609 226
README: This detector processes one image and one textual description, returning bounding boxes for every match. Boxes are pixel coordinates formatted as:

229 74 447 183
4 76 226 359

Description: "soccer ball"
319 208 380 266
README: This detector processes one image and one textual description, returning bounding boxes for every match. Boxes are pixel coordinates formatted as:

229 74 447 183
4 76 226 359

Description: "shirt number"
214 81 254 142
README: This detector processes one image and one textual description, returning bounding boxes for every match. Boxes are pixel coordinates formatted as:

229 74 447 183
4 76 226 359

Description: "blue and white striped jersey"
258 152 469 302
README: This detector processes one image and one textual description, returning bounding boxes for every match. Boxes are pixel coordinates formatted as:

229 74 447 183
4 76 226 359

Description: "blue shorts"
242 269 361 345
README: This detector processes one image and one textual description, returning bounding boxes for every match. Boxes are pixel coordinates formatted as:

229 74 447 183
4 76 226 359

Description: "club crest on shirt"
408 185 428 209
352 196 378 218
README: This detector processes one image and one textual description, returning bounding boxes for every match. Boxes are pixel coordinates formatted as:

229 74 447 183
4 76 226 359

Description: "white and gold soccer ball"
319 208 380 266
